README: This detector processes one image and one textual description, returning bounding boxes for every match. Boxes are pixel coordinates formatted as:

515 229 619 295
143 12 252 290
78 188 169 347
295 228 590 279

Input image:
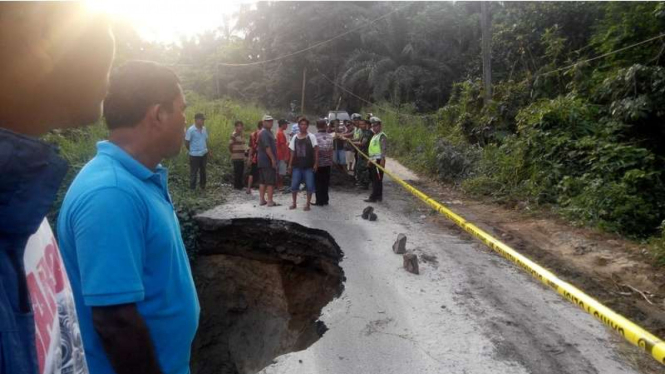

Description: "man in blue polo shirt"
57 61 199 374
185 113 209 190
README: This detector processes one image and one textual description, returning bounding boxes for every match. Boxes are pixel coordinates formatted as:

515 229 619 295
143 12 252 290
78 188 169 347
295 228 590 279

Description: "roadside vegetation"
373 3 665 264
46 95 265 257
47 2 665 263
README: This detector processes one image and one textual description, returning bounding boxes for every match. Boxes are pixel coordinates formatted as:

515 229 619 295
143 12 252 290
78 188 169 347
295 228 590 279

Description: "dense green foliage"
60 2 665 261
370 2 665 260
47 95 265 256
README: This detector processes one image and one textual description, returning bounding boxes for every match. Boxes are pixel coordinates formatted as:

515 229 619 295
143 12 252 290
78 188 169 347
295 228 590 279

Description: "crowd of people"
0 3 390 374
185 112 390 210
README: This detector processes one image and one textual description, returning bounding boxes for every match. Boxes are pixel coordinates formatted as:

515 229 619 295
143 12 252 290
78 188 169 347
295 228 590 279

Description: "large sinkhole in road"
191 217 346 374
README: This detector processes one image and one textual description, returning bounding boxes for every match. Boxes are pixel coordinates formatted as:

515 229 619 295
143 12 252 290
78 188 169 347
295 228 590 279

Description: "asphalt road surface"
200 159 643 374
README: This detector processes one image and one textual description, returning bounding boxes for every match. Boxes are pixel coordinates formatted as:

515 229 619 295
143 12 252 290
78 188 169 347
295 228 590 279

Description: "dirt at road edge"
386 163 665 374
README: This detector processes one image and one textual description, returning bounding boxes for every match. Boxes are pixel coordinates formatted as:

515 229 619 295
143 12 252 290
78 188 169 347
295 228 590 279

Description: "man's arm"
265 146 276 168
287 137 295 173
184 128 191 151
93 304 162 374
359 134 370 148
288 151 294 174
205 130 211 157
313 145 319 171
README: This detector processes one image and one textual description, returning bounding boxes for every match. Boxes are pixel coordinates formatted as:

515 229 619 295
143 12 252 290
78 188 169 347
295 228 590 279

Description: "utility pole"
301 66 307 115
481 1 492 106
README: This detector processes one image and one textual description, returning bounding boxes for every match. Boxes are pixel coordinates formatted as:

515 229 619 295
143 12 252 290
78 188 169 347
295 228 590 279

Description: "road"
199 158 643 374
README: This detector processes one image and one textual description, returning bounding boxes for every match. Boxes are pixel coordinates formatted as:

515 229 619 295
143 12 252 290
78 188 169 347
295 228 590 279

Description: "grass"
369 106 439 175
45 93 266 257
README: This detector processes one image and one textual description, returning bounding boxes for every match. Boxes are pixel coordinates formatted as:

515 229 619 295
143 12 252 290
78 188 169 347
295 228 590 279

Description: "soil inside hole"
191 217 346 374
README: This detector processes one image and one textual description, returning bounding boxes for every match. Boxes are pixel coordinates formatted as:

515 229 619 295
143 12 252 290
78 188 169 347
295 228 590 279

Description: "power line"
540 33 665 77
217 4 410 67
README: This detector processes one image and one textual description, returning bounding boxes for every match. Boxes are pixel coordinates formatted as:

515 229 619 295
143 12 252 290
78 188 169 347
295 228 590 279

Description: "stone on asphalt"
403 252 419 274
369 213 377 221
393 234 407 254
362 206 374 220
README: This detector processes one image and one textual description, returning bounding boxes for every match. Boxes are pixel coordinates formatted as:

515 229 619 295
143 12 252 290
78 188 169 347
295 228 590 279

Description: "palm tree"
340 9 452 110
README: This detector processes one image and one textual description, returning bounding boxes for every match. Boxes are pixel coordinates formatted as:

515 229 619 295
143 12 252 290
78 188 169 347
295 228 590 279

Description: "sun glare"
85 0 252 43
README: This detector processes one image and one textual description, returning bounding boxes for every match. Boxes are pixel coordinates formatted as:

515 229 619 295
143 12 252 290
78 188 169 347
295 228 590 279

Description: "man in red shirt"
276 119 290 191
246 121 263 194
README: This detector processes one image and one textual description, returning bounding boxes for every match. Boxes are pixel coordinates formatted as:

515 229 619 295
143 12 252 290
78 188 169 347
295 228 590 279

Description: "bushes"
380 84 665 239
461 94 665 237
367 3 665 262
432 139 481 182
557 143 665 236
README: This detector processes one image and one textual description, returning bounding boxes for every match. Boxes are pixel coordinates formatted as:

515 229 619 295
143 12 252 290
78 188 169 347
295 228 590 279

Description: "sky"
85 0 256 44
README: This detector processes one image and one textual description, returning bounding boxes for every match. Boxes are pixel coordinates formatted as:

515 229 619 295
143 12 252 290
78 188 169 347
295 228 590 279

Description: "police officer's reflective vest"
368 131 387 160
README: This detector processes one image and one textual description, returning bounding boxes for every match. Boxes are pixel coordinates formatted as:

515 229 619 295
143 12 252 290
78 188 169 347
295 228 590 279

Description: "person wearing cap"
365 116 388 203
185 113 209 190
276 119 290 191
351 114 362 144
352 119 374 190
257 115 279 206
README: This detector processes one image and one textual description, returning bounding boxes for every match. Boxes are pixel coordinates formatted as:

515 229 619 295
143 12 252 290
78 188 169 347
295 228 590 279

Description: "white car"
327 110 350 124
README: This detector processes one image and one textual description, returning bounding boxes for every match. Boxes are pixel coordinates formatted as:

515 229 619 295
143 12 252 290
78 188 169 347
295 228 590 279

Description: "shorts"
333 149 346 165
250 163 259 179
278 160 288 176
291 167 315 193
258 167 276 186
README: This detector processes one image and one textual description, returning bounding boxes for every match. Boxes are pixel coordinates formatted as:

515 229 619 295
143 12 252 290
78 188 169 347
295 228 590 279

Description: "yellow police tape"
348 140 665 365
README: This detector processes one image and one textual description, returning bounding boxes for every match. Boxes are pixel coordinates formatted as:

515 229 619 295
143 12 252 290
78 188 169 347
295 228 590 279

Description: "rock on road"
199 158 642 374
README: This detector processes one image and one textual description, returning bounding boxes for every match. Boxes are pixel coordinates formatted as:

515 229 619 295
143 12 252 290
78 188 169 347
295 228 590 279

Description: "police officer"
364 117 388 203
